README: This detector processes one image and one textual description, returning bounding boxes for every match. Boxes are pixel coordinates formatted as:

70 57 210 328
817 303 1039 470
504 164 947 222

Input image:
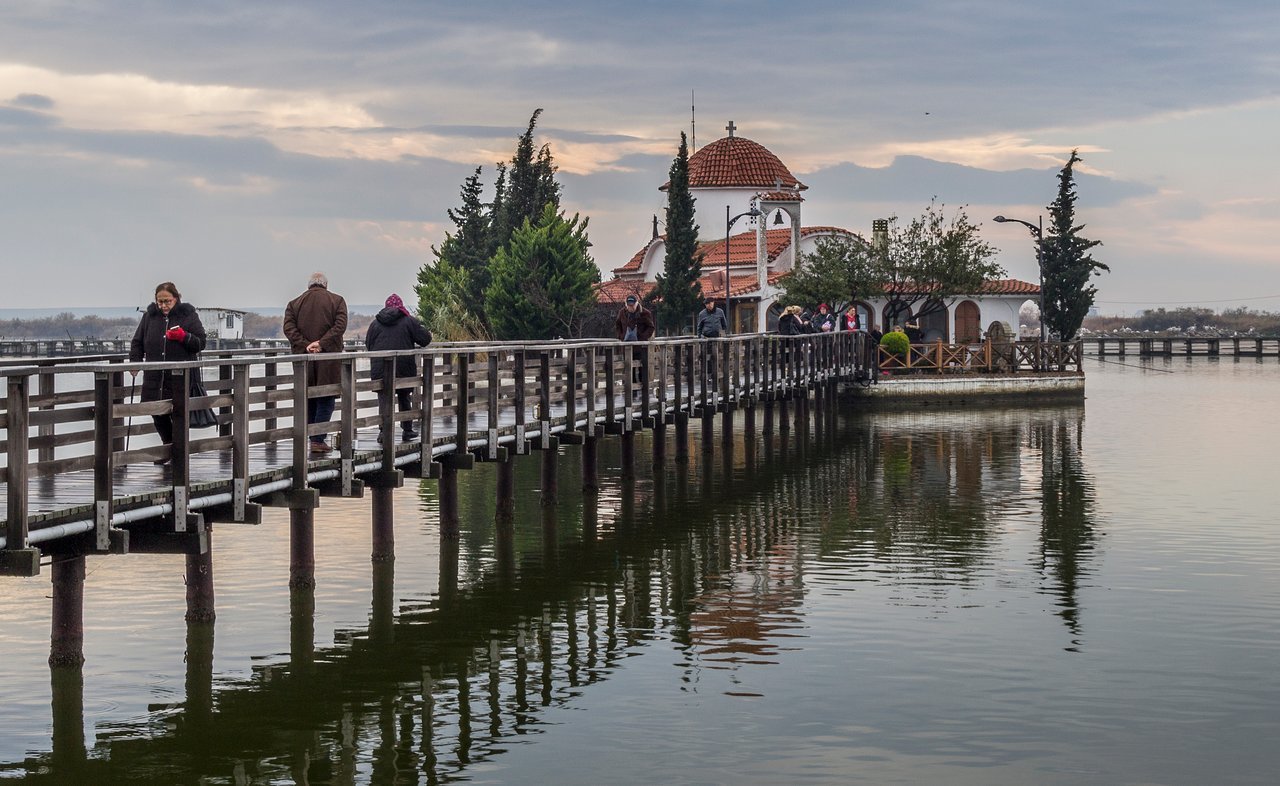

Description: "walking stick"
125 372 137 456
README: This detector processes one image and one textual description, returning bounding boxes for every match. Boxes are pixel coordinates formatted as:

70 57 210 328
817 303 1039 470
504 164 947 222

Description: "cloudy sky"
2 0 1277 314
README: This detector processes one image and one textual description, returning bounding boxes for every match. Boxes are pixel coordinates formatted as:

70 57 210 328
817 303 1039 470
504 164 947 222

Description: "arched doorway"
955 300 981 343
919 305 949 342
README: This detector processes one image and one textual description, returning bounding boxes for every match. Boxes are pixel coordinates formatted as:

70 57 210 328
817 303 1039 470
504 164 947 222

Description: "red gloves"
165 326 187 342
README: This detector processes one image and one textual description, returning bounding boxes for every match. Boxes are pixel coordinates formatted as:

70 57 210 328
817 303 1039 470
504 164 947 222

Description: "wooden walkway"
1 334 873 572
1082 335 1280 357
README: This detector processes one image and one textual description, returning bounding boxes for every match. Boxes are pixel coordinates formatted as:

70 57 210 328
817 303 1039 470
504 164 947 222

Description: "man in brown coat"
283 272 348 453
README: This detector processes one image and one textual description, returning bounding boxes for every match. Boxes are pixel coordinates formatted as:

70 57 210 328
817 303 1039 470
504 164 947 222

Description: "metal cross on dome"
726 120 736 138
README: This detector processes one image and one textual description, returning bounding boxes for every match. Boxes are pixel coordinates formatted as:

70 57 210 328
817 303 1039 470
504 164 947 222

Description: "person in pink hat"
365 293 432 442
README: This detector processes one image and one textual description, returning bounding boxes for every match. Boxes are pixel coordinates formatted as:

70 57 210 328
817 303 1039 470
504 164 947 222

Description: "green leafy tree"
781 234 882 314
415 257 490 341
880 200 1003 325
652 132 703 334
1041 150 1107 340
485 203 599 340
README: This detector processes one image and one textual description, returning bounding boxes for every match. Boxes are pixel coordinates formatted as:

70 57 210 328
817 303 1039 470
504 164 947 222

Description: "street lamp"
993 214 1046 345
725 204 761 331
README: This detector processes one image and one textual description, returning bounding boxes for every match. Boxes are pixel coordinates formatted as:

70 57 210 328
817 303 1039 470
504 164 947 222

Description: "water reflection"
1036 412 1097 647
4 401 1098 783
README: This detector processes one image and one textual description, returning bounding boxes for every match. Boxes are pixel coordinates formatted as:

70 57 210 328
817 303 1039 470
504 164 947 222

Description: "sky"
1 0 1278 315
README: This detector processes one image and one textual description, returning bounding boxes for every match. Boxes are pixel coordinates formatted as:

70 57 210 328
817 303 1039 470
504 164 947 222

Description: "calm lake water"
1 358 1278 785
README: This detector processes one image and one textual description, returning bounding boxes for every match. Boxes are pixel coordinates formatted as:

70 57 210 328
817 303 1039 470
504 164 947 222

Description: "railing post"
487 351 501 459
92 372 116 550
232 363 251 521
3 374 40 576
514 349 527 454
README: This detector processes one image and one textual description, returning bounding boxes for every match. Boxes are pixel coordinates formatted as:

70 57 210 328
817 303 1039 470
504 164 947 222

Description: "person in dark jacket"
129 282 207 461
365 293 432 441
616 294 656 387
811 303 835 333
283 272 348 453
615 295 656 341
777 304 805 335
696 298 728 338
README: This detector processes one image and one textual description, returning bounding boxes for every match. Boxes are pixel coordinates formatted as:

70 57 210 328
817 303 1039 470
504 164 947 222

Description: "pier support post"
652 422 666 468
496 451 516 520
701 409 714 453
289 509 315 590
49 555 85 668
438 465 460 540
582 435 599 492
183 620 215 732
675 412 689 462
779 397 791 435
621 430 636 480
370 560 395 647
371 486 395 563
289 585 315 676
49 666 86 777
184 528 216 623
540 447 558 505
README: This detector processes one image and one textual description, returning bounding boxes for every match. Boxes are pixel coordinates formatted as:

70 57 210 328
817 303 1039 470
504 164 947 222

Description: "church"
597 123 1038 341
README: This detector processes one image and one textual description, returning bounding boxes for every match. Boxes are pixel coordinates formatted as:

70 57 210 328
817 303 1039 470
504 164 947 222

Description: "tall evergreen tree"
485 203 600 340
427 167 492 325
499 109 561 242
652 132 703 334
1041 150 1107 340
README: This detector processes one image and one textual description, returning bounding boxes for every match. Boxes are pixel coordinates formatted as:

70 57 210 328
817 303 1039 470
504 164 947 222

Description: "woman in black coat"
129 282 207 457
777 305 805 336
365 293 432 441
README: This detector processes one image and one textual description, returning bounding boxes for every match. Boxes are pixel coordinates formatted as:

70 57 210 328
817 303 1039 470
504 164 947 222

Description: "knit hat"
385 293 411 317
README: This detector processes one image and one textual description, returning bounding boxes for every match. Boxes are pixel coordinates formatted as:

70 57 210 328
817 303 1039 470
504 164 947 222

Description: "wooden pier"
2 332 1083 672
1082 335 1280 358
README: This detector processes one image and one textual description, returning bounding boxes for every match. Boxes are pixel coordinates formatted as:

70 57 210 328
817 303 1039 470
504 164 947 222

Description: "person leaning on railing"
129 281 207 463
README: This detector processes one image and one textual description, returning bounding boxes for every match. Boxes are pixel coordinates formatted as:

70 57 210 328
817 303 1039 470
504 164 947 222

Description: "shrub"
879 330 909 356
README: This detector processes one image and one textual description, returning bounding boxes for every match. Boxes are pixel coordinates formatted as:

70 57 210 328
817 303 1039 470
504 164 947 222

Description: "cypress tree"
1041 150 1107 340
499 109 561 243
652 133 703 334
429 167 492 325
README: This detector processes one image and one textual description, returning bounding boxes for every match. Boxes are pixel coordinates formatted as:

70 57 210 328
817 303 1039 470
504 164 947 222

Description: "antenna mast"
691 89 696 151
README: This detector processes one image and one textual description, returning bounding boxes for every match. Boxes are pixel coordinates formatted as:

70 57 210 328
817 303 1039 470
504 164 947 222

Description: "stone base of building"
841 372 1085 408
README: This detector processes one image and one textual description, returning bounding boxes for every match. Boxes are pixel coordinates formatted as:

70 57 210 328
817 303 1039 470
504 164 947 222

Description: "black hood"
376 307 407 325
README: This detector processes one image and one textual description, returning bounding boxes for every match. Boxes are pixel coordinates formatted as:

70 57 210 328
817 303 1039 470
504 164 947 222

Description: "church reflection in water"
18 402 1096 783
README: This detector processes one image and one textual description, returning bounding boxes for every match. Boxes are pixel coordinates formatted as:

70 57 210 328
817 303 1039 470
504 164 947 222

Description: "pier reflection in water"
5 361 1278 784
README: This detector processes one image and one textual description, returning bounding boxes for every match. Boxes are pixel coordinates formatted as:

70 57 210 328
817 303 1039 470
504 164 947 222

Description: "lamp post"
993 214 1046 345
725 205 761 332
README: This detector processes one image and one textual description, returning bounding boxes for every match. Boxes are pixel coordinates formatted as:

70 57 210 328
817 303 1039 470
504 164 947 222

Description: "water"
1 358 1278 784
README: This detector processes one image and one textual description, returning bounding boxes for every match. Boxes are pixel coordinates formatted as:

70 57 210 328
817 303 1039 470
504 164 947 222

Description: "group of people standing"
129 272 431 460
777 303 877 338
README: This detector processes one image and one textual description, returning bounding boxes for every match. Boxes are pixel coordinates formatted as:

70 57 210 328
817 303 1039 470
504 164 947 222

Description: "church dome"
663 134 806 192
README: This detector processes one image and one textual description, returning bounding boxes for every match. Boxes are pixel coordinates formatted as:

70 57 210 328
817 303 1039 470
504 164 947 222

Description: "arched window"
883 301 911 331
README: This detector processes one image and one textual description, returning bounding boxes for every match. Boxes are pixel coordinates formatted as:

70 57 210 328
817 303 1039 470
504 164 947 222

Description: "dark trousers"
308 396 336 444
378 388 414 433
152 414 174 445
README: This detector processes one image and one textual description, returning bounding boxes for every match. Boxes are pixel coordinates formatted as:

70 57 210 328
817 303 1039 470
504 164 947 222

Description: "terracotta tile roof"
979 278 1040 295
596 278 656 303
662 136 807 191
613 225 863 276
757 190 804 202
612 235 663 275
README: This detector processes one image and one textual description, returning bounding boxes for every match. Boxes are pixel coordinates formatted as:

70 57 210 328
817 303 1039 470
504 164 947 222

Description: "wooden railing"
877 339 1082 374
